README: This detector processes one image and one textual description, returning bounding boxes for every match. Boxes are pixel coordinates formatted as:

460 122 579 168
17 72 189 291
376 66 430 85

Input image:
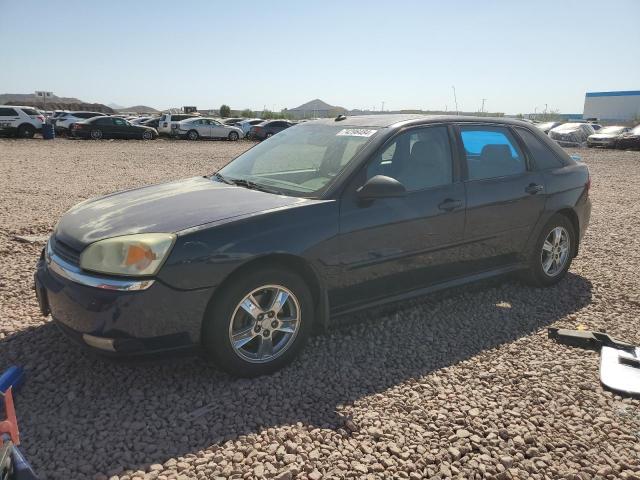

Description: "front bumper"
34 246 215 355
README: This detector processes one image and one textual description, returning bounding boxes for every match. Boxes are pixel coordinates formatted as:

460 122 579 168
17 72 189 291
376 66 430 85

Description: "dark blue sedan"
35 115 591 377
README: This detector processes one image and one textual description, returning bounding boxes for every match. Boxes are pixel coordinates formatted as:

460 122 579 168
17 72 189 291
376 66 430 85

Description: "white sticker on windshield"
336 128 377 137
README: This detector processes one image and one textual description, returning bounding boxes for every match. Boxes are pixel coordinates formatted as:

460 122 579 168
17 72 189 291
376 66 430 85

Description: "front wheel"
228 131 239 141
202 268 314 377
522 214 575 287
90 129 103 140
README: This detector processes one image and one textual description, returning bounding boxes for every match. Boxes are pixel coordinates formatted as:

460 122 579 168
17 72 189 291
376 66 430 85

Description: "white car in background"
235 118 264 136
174 117 243 141
53 111 107 135
0 105 45 138
157 113 200 135
548 122 595 147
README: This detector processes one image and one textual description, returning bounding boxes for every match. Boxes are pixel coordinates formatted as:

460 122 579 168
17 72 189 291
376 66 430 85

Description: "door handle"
438 198 463 211
525 183 544 194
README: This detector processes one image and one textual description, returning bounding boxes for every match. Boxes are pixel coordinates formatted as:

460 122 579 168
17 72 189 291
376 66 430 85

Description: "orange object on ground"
0 387 20 445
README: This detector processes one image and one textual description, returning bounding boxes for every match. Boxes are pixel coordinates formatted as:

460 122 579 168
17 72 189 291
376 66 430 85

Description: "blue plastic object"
0 366 24 409
11 445 40 480
42 123 55 140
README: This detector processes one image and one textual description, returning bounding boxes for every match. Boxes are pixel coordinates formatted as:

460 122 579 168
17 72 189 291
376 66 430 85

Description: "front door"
112 118 131 138
456 124 547 271
210 120 227 138
333 125 466 311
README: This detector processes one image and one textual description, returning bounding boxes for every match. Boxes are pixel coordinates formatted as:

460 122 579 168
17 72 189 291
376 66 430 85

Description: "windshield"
217 123 379 197
598 126 625 134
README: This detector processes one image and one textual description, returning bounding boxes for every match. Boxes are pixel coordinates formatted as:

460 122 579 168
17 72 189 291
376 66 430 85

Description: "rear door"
456 124 546 270
0 107 19 131
334 125 466 310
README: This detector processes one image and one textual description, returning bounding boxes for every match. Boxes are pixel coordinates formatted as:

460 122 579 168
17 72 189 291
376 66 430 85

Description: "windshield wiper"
227 177 282 195
211 172 234 185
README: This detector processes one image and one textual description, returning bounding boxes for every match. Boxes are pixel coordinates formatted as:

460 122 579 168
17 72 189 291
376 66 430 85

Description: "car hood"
55 176 310 251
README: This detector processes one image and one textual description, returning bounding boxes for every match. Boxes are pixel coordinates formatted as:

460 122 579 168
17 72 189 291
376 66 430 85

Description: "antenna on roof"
335 114 347 121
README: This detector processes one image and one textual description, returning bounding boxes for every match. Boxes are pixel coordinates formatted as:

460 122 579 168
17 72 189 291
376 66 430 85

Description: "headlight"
80 233 176 276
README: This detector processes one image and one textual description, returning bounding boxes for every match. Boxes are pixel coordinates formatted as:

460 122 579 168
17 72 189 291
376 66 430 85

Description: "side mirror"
357 175 406 200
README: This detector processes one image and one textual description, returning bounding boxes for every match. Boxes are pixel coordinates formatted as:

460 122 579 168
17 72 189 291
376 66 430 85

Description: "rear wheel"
202 267 314 377
17 124 35 138
187 130 199 141
522 214 575 287
90 129 103 140
228 131 239 141
142 130 153 140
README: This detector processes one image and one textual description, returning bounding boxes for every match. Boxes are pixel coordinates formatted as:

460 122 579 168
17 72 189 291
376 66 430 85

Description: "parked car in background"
129 116 153 125
548 122 595 147
588 123 603 131
54 111 107 135
35 115 591 376
140 117 161 129
247 120 294 140
222 118 244 126
587 126 630 148
0 105 44 138
157 113 200 135
536 121 563 134
615 125 640 150
236 118 264 136
71 116 157 140
174 117 243 141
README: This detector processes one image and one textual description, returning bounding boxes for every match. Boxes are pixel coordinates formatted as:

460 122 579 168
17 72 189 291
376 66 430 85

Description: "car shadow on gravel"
0 272 592 478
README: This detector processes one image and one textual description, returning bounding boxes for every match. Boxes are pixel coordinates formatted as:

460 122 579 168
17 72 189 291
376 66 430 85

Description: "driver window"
366 126 453 191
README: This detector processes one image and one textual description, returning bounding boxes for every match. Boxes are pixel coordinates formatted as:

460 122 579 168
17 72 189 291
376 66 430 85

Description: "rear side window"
21 108 39 115
515 127 563 170
0 108 18 116
460 126 526 180
94 118 113 126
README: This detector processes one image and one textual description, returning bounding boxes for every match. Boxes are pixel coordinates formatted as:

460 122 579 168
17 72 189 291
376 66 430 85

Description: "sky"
1 0 639 114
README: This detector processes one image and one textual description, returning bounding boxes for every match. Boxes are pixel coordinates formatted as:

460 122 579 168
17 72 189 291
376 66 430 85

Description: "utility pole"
381 101 385 112
452 86 459 115
481 98 486 115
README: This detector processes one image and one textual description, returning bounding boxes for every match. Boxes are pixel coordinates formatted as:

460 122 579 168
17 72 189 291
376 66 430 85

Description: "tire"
522 214 576 287
202 267 314 377
228 131 239 141
142 130 153 140
90 129 103 140
187 130 199 141
17 124 35 139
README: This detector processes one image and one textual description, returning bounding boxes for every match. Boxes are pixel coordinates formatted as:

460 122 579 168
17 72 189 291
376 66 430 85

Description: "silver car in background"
587 126 630 148
548 122 595 147
174 117 243 141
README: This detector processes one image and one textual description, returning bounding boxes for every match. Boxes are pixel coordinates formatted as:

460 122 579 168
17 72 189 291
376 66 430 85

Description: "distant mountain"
107 102 126 110
0 93 84 104
0 93 114 113
117 105 159 114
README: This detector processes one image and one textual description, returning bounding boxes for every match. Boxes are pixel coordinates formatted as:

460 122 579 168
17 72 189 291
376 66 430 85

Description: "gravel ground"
1 138 639 480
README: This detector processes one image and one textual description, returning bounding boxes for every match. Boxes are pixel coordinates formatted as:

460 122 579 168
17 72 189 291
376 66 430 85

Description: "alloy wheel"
228 284 301 363
90 129 102 140
541 226 570 277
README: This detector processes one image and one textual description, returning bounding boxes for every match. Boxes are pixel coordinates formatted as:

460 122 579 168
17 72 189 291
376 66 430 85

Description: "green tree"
240 109 253 118
219 104 231 118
